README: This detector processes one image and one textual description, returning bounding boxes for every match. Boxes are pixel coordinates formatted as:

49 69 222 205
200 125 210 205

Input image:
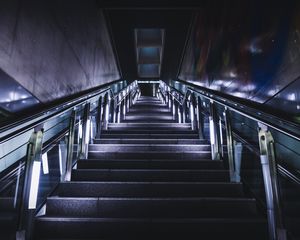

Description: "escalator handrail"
0 80 126 144
162 80 300 142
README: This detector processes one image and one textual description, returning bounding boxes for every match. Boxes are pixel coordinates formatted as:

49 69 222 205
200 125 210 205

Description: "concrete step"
94 138 208 144
54 182 245 198
88 144 211 152
99 133 200 139
88 151 212 160
76 159 224 170
71 169 229 182
46 197 259 218
102 129 197 134
35 217 267 239
107 123 191 130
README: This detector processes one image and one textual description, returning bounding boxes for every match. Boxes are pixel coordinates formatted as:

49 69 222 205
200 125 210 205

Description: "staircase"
35 95 268 239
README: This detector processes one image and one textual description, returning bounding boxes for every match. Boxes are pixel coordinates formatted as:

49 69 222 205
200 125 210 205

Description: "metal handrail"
161 80 300 142
160 79 289 239
0 79 132 144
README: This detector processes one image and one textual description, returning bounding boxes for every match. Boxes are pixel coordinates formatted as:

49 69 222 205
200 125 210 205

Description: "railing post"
233 141 242 182
165 91 169 105
64 110 76 182
209 100 221 160
169 92 172 111
182 100 186 123
17 126 44 240
103 93 109 130
117 103 121 123
189 94 197 130
96 96 103 137
129 89 133 107
258 124 287 240
79 103 90 159
224 108 235 181
123 98 126 120
109 96 114 123
196 96 205 139
174 100 179 122
112 98 117 124
126 91 130 113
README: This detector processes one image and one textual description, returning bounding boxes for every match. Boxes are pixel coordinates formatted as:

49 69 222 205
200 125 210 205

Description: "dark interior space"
0 1 300 240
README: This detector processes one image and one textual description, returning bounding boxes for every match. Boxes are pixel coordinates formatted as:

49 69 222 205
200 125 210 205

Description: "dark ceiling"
101 3 195 81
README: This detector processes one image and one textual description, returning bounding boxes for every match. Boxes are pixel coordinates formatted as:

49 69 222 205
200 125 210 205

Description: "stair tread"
34 95 267 239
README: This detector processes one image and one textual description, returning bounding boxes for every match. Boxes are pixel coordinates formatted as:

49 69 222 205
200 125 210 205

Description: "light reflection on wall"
179 3 300 118
0 70 39 112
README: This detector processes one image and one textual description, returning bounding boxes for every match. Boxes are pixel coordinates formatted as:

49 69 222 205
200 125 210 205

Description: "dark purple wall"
179 2 300 117
0 0 120 104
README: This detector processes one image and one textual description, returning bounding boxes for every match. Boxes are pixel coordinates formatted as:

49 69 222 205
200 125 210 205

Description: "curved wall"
0 0 120 105
179 2 300 118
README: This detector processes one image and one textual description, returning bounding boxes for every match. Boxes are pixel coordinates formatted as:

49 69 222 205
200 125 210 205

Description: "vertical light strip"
219 119 223 145
209 116 215 145
152 84 155 96
172 103 175 117
90 119 94 140
28 161 41 209
78 121 83 139
123 102 126 116
178 108 182 123
85 119 91 144
113 110 116 123
58 144 63 175
42 152 49 175
117 107 121 123
190 104 194 122
14 162 22 208
105 103 109 122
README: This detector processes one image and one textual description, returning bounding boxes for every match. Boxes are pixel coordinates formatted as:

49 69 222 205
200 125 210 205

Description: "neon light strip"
28 161 41 209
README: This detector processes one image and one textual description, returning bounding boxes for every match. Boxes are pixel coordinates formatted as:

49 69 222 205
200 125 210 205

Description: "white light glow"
59 145 63 175
172 103 175 117
85 119 91 144
214 80 224 86
229 71 237 78
90 120 94 140
209 117 215 145
178 108 182 123
42 153 49 175
78 121 83 139
190 105 194 122
219 119 223 145
117 107 121 123
267 89 277 96
28 161 41 209
113 111 116 123
226 82 238 89
232 92 247 98
105 103 109 122
287 93 296 101
210 85 221 91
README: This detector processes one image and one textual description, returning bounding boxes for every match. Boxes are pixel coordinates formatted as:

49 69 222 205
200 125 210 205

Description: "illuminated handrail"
160 79 288 240
160 80 300 142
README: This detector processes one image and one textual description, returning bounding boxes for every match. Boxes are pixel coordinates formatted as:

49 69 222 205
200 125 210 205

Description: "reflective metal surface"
0 79 135 238
160 79 300 239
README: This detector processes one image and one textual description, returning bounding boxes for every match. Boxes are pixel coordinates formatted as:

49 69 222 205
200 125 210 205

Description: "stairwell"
34 95 268 239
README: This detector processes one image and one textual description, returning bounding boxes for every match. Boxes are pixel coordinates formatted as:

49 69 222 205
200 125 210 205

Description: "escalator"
0 79 300 239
